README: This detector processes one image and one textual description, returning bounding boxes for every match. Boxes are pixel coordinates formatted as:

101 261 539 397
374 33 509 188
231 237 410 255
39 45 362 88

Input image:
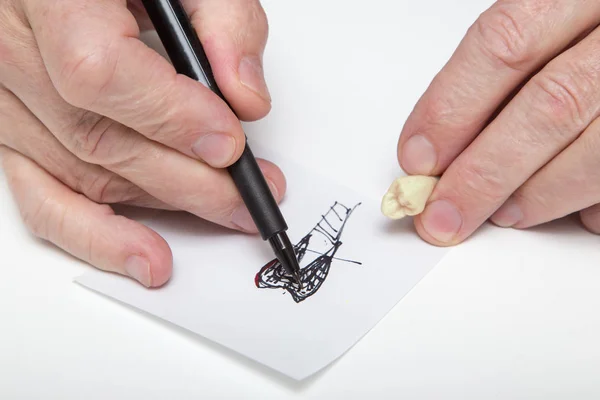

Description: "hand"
397 0 600 245
0 0 286 286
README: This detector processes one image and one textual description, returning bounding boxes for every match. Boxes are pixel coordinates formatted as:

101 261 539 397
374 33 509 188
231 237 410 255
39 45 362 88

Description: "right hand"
0 0 286 287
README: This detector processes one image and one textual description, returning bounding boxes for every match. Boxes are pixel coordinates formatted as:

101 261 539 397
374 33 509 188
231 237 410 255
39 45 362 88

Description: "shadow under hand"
381 213 594 246
381 215 418 236
509 214 597 245
112 204 244 241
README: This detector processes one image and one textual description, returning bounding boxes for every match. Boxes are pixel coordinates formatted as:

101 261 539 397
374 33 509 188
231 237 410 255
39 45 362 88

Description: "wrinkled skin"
0 0 285 287
2 0 599 288
398 0 600 246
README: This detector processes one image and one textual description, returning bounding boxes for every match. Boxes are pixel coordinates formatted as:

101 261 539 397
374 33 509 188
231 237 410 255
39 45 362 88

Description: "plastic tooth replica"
381 175 439 219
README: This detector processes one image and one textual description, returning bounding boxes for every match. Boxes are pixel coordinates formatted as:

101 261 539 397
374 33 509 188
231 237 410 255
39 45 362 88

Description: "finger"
185 0 272 120
24 0 245 168
134 0 273 119
0 146 172 287
580 204 600 234
0 87 173 210
127 0 153 31
397 0 600 176
413 26 600 245
490 117 600 229
0 15 286 230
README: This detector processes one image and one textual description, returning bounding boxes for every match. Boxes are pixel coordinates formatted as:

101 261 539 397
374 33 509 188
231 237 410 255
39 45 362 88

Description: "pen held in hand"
141 0 302 284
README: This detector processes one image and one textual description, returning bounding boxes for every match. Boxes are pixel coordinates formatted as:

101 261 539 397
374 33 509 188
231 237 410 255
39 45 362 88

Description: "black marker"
141 0 301 284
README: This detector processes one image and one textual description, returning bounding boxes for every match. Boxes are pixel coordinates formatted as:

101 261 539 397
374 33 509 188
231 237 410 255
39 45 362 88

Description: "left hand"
397 0 600 246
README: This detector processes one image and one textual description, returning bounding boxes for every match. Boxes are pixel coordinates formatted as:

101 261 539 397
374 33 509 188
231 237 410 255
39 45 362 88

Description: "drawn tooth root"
255 201 362 303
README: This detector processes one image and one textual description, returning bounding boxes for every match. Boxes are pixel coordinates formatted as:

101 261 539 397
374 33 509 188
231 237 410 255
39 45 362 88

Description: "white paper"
75 0 455 381
76 145 449 380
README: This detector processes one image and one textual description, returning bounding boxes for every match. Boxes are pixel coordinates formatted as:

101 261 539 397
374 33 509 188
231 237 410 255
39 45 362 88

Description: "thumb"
1 146 173 287
185 0 271 121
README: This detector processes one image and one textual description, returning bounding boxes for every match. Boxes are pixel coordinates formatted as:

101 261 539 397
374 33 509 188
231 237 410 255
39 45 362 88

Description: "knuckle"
474 4 536 71
531 68 593 131
68 113 119 164
453 160 507 205
0 9 34 74
215 196 241 220
418 94 479 137
512 186 551 217
140 93 183 141
76 169 126 204
249 0 269 37
220 0 269 47
182 184 239 221
422 96 457 128
56 43 117 108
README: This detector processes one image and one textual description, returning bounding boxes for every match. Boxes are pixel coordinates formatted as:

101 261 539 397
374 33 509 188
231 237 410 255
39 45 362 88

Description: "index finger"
397 0 600 176
24 0 245 168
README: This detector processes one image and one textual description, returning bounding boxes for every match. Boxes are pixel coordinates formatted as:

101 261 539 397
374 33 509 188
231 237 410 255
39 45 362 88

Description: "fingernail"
491 202 522 227
239 56 271 103
231 206 258 232
401 135 437 175
192 133 236 167
267 179 279 200
125 255 152 287
421 200 462 243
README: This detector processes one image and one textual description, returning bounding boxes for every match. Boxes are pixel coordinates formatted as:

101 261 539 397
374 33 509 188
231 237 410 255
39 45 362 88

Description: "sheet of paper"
75 0 455 381
76 145 449 380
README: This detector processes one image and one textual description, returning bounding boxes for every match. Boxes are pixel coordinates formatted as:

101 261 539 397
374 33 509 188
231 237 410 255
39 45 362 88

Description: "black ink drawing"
254 201 362 303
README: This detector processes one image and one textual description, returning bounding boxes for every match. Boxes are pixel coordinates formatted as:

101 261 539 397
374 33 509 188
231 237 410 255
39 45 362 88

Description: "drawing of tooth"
255 202 362 303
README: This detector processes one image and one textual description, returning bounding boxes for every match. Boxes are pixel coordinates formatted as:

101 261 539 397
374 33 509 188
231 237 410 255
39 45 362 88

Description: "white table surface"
2 1 600 398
